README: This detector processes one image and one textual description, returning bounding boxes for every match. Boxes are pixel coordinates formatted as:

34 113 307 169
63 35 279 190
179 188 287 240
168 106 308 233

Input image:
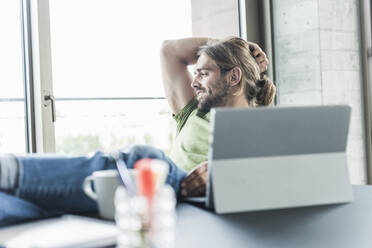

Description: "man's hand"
248 42 269 73
180 161 208 197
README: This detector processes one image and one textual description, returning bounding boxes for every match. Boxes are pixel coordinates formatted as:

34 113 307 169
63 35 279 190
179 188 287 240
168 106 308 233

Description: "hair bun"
256 78 266 88
256 75 276 106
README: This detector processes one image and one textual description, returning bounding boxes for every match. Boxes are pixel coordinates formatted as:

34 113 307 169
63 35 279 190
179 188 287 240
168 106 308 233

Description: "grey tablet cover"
208 105 353 213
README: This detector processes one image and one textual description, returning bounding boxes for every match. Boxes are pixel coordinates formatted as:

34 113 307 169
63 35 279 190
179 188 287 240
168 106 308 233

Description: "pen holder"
115 184 177 248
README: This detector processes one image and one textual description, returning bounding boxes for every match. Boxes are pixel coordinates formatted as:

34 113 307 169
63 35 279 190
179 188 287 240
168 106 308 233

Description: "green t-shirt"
169 97 211 172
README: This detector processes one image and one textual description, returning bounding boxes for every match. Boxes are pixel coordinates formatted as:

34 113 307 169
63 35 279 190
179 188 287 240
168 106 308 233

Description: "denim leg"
15 145 187 214
16 151 114 213
119 145 187 194
0 192 51 227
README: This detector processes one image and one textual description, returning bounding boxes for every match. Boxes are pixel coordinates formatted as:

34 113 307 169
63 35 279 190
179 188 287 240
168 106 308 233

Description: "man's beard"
196 77 230 113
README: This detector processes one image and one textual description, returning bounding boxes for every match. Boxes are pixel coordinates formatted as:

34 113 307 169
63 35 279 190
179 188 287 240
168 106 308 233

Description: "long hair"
197 37 276 106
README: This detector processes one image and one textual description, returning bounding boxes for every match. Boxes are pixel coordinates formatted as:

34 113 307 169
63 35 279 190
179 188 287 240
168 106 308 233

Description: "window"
48 0 192 155
0 1 26 153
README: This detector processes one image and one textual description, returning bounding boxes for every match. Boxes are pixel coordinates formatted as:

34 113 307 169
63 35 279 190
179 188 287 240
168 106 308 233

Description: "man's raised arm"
160 37 209 114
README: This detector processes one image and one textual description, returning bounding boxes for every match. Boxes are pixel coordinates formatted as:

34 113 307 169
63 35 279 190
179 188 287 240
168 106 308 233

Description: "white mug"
83 169 121 220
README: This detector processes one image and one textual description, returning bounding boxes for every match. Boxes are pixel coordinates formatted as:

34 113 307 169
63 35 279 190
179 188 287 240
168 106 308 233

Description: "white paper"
4 215 119 248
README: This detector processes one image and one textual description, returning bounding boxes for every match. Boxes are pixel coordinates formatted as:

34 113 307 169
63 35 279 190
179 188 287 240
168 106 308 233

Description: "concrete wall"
273 0 367 184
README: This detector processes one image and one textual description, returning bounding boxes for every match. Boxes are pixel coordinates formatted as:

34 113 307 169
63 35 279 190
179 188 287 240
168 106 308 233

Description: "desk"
176 185 372 248
1 185 372 247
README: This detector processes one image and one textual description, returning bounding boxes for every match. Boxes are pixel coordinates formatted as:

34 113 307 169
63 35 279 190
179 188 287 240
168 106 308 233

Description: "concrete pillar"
273 0 367 184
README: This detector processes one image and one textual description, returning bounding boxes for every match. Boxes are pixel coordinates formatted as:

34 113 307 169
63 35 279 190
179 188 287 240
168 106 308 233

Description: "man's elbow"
160 40 174 57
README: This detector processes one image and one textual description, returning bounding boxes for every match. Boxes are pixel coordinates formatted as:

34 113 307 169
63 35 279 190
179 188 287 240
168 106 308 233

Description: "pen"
111 153 136 197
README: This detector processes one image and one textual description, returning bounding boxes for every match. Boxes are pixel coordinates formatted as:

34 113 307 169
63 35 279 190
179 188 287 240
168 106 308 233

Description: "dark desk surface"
1 185 372 247
176 185 372 248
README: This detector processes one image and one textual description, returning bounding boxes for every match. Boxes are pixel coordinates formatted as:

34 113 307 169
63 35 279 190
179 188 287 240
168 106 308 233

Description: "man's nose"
191 76 200 88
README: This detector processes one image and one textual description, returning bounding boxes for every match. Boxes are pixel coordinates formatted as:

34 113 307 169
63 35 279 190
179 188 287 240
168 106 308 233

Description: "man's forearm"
161 37 210 66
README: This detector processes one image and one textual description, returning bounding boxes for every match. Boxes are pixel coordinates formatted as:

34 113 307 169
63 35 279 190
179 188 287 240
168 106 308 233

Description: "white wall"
191 0 239 38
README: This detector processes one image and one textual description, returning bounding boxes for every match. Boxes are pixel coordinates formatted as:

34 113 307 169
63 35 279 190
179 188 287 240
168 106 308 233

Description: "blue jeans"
0 145 187 227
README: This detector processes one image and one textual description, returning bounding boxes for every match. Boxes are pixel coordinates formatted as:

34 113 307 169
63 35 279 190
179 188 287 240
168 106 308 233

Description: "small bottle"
147 185 177 248
115 159 177 248
115 186 147 247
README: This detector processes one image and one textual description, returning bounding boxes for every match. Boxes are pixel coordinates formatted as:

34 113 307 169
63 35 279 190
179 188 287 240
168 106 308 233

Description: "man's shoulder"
173 97 199 134
173 97 213 135
173 97 198 121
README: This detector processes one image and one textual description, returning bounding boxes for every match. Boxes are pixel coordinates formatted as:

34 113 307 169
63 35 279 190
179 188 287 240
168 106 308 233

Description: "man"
0 36 273 226
161 37 275 197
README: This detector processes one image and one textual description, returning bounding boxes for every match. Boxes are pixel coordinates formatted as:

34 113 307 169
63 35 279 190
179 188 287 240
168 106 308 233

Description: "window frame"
21 0 55 153
360 0 372 183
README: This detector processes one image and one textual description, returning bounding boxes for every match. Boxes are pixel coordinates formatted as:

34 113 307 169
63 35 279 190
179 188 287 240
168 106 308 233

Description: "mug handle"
83 175 98 201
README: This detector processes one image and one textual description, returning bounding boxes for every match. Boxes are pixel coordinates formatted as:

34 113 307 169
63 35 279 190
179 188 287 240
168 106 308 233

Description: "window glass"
49 0 192 155
0 1 26 153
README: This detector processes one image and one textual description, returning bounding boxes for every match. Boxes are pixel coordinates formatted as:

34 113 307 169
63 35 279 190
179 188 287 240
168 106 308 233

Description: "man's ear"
228 67 242 87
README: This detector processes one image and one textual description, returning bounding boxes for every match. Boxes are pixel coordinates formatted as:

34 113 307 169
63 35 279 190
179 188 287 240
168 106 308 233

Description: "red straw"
134 159 155 200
